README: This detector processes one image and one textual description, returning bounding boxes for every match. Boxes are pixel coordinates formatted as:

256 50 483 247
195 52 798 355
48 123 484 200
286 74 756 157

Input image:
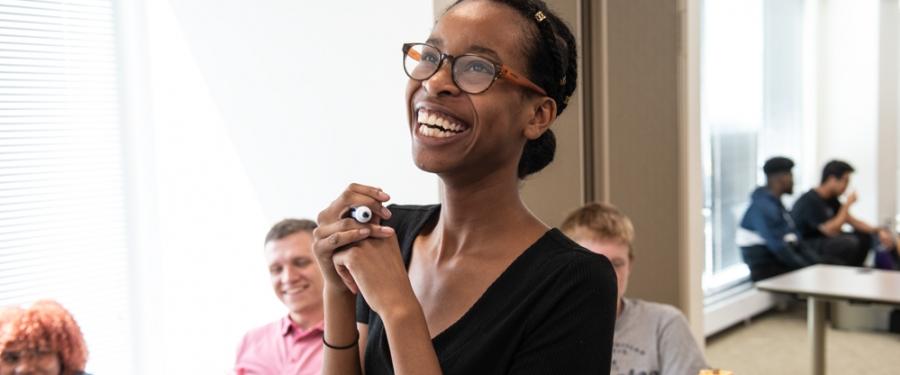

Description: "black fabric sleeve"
356 294 371 324
507 254 618 374
792 194 828 237
790 196 811 235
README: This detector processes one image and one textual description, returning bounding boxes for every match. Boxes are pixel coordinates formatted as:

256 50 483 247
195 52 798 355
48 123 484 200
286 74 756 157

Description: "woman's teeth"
419 125 457 138
417 109 467 138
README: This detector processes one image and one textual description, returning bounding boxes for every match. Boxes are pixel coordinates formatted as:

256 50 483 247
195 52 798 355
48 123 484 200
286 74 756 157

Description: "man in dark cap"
737 157 820 281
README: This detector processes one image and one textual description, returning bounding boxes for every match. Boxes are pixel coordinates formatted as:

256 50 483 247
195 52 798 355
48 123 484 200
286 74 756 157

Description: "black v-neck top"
356 205 617 374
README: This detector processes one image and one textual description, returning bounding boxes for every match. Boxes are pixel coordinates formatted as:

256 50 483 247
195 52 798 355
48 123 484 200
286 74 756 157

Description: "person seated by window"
737 157 822 281
0 300 90 375
875 229 900 270
234 219 325 375
790 160 892 267
561 202 708 375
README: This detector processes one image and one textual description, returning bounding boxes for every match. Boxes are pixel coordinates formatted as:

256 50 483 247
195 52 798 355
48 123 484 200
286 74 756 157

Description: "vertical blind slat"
0 0 131 373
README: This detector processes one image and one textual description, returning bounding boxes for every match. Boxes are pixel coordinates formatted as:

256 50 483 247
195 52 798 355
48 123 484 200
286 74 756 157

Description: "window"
0 0 131 373
702 0 893 300
700 0 813 295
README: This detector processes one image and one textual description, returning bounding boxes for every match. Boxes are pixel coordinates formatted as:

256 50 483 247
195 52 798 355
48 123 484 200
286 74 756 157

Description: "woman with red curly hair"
0 300 90 375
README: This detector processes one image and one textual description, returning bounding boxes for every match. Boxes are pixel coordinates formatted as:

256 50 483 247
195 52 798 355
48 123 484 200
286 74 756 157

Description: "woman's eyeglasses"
402 43 547 96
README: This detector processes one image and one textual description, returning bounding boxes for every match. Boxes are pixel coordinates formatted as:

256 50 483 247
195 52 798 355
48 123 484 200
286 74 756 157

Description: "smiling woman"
310 1 618 374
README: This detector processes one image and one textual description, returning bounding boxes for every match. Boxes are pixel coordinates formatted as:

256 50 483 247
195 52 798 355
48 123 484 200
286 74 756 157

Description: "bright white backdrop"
127 1 439 373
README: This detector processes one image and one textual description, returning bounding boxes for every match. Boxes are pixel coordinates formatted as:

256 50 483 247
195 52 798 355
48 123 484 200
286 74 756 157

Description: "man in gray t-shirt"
562 203 708 375
612 298 706 375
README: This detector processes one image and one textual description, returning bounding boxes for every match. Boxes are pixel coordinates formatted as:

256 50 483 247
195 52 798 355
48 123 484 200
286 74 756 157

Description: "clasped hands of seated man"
877 228 900 255
845 191 897 255
312 183 418 319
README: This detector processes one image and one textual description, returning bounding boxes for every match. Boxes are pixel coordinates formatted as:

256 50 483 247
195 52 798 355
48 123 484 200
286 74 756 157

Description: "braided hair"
447 0 578 178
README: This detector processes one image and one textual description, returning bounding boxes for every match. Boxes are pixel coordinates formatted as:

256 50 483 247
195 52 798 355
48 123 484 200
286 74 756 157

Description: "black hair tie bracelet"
323 330 359 350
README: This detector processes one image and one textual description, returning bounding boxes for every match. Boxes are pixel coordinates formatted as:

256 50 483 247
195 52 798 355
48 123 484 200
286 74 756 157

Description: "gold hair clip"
563 95 570 105
534 10 547 23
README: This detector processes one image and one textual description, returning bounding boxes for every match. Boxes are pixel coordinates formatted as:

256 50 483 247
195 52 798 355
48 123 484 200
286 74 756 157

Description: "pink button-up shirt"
234 316 324 375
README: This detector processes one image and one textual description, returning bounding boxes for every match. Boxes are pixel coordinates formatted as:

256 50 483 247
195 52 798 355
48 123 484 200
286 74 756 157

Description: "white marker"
349 206 372 223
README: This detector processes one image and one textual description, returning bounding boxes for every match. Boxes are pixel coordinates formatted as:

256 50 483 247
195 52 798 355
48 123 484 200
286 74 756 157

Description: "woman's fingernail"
381 207 392 218
380 226 394 234
378 190 390 201
359 228 371 236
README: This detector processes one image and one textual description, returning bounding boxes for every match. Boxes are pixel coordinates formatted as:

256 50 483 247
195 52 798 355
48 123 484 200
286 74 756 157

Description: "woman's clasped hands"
312 183 419 317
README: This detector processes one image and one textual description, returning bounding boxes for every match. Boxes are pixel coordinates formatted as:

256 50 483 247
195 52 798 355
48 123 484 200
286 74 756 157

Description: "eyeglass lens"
404 44 498 94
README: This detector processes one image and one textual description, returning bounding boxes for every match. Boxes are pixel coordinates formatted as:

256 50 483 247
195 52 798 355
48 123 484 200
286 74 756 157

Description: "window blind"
0 0 131 373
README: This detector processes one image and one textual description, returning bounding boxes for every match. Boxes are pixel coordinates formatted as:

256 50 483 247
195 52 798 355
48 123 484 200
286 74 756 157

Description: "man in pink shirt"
235 219 325 375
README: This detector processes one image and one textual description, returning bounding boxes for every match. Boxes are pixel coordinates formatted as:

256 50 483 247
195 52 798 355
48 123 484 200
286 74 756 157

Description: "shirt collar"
280 315 324 339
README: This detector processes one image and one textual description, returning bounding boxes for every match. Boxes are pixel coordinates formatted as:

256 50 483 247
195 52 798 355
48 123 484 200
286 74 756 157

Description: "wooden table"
756 264 900 375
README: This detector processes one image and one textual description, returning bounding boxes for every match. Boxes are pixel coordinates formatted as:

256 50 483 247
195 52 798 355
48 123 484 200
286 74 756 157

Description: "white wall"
815 0 881 222
883 0 900 227
814 0 899 227
897 0 900 230
131 1 437 373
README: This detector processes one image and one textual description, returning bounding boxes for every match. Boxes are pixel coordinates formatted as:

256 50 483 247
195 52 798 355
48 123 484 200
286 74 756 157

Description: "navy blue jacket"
740 187 818 268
